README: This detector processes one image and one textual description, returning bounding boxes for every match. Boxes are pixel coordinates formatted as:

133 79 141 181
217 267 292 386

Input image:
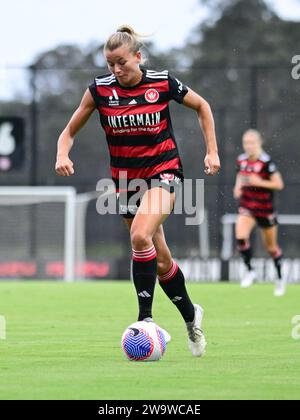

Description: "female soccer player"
234 129 286 296
56 25 220 356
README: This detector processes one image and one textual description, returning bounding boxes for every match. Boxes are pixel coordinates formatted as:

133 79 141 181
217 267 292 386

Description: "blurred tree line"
1 0 300 256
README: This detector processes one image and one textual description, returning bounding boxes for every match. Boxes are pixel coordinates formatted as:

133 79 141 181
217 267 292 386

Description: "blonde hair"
104 25 147 64
242 129 263 144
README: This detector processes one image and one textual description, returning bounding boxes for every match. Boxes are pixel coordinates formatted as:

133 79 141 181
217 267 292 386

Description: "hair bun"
116 25 135 36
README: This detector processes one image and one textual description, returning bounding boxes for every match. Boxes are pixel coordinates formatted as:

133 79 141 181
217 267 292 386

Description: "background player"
234 129 286 296
55 25 220 356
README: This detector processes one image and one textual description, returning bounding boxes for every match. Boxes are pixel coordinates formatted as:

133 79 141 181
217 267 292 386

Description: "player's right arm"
233 173 243 199
55 89 96 176
233 158 243 199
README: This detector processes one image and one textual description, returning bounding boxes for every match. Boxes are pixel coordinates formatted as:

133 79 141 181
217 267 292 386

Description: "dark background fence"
0 64 299 265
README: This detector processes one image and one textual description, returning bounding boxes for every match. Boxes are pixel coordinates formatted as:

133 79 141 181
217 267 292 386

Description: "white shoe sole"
274 280 287 297
188 335 207 357
241 271 256 288
188 304 207 357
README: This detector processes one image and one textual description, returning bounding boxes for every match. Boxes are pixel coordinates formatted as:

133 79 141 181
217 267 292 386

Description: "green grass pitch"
0 281 299 400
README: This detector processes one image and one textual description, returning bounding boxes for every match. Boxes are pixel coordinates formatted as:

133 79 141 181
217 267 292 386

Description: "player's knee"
131 230 152 250
236 238 250 251
157 258 173 276
266 246 282 258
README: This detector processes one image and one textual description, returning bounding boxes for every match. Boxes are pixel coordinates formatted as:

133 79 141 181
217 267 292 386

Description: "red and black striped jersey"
236 152 278 217
89 68 188 190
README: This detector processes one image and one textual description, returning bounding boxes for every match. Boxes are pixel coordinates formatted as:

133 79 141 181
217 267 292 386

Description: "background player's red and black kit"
89 68 188 217
236 152 279 228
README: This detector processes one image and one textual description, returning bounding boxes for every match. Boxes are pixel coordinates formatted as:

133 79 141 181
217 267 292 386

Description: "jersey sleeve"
168 73 189 103
266 160 278 175
236 158 241 173
88 81 99 106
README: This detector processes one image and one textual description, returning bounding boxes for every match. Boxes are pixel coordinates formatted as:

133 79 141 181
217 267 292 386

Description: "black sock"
237 239 253 271
158 260 195 323
271 249 283 279
132 245 157 321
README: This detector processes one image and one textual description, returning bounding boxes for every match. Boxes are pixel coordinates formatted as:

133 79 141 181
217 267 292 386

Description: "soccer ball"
121 321 166 362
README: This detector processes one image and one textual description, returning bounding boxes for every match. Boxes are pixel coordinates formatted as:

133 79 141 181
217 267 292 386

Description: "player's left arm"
183 88 220 176
248 171 284 190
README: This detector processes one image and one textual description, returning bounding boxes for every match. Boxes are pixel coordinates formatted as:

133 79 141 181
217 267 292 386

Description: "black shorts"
117 171 183 219
239 207 278 228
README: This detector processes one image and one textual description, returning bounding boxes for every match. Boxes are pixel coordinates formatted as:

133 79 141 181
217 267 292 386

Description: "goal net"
0 187 76 282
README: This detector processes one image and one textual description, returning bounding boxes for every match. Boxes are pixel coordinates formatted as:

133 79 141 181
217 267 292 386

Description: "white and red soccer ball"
121 321 166 362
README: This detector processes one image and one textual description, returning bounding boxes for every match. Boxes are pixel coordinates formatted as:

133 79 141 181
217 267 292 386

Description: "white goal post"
0 187 76 282
0 185 213 281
